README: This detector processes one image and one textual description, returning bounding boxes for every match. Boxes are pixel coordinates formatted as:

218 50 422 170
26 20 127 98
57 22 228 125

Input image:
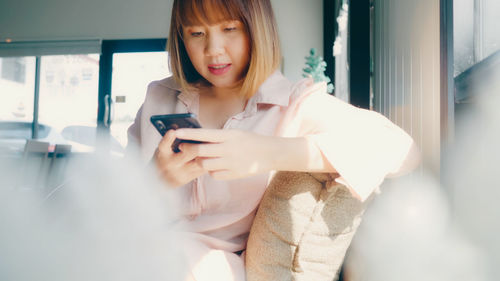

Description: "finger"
163 142 208 170
175 128 231 142
172 145 199 164
158 159 205 187
209 170 237 181
185 158 207 177
158 130 177 155
199 157 227 171
180 142 225 158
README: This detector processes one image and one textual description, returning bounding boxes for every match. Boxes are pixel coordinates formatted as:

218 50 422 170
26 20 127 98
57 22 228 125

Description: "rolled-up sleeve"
279 81 420 201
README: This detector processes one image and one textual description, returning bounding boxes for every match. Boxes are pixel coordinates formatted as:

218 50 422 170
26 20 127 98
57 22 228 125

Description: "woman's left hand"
174 129 279 180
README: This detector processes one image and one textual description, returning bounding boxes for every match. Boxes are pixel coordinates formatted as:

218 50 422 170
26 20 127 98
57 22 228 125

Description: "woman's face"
182 20 251 90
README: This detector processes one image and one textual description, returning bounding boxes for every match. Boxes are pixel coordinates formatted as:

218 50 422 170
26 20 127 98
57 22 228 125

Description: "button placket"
187 176 206 220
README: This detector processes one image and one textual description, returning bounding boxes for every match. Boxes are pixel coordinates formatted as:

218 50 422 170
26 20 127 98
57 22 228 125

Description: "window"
0 39 168 155
1 57 27 83
37 54 100 152
454 0 500 103
454 0 500 76
0 57 36 122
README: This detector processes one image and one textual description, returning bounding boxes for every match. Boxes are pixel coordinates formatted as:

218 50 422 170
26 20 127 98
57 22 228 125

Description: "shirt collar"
157 75 181 91
159 71 292 116
157 76 198 113
252 70 292 107
242 70 292 117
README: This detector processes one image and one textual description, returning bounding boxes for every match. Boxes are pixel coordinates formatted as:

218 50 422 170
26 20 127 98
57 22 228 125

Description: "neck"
202 84 245 101
198 85 249 129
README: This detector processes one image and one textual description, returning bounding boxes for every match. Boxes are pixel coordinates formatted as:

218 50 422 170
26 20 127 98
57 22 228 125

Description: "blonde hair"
167 0 281 98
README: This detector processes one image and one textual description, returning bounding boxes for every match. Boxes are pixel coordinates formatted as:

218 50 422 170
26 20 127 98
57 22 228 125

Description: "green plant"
302 48 334 94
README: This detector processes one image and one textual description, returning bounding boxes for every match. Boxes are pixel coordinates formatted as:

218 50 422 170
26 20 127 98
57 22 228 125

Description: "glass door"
110 52 170 149
97 39 168 156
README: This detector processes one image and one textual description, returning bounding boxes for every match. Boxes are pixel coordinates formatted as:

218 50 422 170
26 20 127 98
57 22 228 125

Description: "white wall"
0 0 173 41
0 0 323 82
272 0 324 81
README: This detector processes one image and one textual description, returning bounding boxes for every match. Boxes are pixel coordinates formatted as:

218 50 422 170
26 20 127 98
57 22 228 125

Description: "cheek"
235 38 251 65
184 42 204 67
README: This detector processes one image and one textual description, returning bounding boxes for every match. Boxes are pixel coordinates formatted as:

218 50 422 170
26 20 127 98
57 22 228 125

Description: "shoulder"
289 77 344 107
289 79 387 125
147 76 181 94
288 78 339 111
255 72 320 107
144 76 181 104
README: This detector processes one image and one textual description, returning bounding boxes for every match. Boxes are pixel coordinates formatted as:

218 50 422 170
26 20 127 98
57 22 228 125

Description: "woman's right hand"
154 130 206 187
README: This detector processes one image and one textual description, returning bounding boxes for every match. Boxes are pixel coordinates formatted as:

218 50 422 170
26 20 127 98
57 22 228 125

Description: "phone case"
150 113 202 152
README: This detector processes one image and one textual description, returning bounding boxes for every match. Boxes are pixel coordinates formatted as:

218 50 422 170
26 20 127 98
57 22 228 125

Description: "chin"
207 77 242 89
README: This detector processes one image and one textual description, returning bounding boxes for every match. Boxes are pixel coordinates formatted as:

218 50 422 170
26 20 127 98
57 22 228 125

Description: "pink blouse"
127 71 419 280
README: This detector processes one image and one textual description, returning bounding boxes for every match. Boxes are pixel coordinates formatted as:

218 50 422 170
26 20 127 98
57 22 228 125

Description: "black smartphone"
150 113 202 153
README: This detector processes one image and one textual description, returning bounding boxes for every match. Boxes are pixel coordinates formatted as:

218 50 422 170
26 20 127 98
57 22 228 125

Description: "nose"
205 33 224 57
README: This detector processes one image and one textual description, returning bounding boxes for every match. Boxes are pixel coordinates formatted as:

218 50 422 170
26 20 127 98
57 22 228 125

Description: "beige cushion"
246 171 370 281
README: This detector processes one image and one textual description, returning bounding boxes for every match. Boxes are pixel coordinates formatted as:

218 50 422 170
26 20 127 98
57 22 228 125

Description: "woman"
127 0 419 280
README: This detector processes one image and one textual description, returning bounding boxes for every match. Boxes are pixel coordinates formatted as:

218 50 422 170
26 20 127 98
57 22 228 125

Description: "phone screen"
150 113 202 153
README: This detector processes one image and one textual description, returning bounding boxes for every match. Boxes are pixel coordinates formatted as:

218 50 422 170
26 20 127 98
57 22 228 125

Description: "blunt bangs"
175 0 246 28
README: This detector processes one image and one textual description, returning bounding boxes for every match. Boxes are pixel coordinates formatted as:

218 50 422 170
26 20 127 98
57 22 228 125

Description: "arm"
173 129 336 179
277 81 420 200
175 99 419 201
260 136 337 174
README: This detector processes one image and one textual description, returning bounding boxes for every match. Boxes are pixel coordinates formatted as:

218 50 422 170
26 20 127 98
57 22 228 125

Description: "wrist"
267 136 336 173
266 137 307 172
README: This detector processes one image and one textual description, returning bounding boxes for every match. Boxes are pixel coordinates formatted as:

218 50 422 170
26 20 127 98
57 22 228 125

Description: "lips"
208 64 231 75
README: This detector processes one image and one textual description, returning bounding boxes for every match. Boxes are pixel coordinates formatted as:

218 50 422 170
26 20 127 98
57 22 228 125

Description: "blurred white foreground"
0 151 187 281
346 77 500 280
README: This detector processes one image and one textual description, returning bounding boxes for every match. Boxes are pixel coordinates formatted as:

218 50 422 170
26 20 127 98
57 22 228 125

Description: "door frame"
97 39 167 130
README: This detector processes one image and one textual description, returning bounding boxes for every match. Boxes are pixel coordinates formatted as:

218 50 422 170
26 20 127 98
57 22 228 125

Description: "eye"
224 26 237 32
184 26 205 38
191 31 204 37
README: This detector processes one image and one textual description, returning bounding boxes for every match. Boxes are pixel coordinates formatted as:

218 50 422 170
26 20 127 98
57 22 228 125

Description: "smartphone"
150 113 202 153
